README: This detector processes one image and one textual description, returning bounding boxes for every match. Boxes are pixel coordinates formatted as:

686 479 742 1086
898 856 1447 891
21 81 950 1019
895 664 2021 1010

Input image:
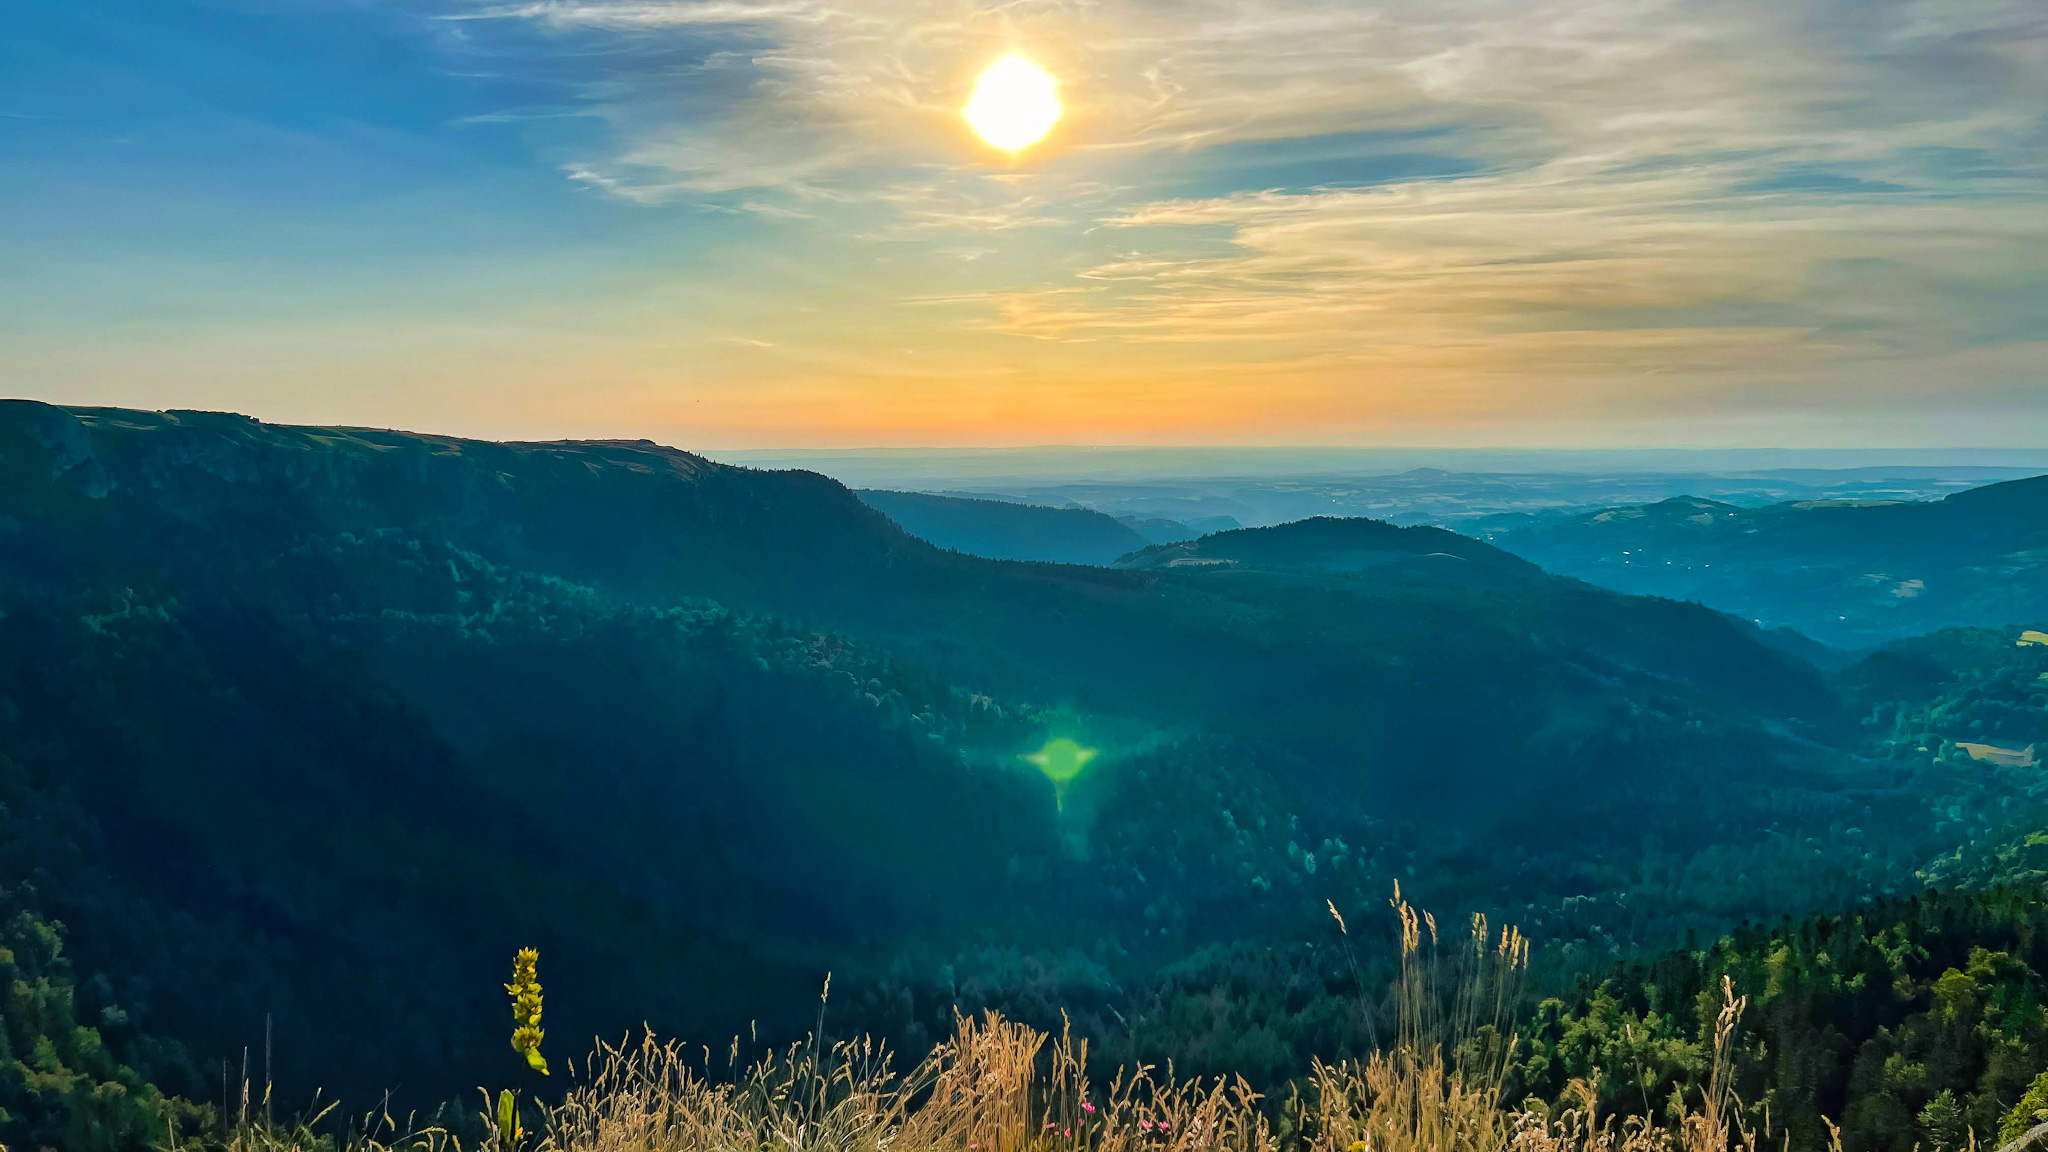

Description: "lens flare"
965 55 1062 152
1022 737 1098 809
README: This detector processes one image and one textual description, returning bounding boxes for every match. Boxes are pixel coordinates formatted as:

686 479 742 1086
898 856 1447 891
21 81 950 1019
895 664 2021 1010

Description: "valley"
2 401 2046 1151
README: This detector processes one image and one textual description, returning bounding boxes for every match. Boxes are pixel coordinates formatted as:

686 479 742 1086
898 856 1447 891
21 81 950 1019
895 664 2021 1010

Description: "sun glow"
964 55 1062 152
1022 737 1098 810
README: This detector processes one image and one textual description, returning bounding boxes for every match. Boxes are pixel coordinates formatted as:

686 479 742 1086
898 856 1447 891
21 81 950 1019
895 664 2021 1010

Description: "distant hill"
1115 516 1539 582
1487 475 2048 647
1 399 1998 1112
856 489 1151 565
1116 515 1201 544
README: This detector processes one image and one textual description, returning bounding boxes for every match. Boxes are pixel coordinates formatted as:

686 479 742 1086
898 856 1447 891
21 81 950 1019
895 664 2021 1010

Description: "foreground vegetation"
26 886 2048 1152
204 898 1776 1152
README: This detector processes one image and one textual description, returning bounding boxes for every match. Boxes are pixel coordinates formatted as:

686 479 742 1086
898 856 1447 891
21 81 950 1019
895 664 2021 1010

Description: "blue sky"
4 0 2046 447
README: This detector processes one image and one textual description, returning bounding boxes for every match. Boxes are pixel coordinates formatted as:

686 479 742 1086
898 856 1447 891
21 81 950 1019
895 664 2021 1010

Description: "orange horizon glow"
4 2 2045 448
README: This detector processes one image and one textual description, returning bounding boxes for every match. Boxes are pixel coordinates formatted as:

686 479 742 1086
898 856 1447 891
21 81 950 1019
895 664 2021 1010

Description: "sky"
3 0 2045 449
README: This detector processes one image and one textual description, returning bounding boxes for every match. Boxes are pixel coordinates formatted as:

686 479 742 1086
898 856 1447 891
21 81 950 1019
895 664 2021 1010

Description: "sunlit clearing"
965 55 1062 152
1022 737 1098 809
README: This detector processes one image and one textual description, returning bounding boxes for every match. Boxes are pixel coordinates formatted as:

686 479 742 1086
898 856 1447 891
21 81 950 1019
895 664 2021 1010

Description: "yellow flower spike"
508 947 549 1075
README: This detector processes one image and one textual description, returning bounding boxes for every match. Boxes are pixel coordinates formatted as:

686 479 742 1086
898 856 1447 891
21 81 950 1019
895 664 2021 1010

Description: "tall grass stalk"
1305 888 1530 1152
533 1011 1276 1152
221 897 1805 1152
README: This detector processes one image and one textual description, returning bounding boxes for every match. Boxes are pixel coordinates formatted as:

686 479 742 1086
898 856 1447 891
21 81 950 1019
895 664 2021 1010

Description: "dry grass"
214 894 1800 1152
534 1011 1275 1152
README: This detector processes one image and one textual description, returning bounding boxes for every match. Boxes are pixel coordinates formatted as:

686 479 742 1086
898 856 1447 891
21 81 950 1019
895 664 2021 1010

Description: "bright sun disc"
965 55 1062 152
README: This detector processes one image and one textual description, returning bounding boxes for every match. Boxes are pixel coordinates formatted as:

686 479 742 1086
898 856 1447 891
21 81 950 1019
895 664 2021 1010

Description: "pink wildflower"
1082 1103 1096 1114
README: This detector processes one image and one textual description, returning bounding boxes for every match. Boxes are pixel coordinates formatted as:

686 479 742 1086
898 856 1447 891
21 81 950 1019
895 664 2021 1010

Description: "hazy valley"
2 401 2047 1152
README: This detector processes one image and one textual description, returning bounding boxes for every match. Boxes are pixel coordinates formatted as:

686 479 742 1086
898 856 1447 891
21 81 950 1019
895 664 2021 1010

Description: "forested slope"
1488 477 2048 647
856 489 1152 565
1 400 2036 1120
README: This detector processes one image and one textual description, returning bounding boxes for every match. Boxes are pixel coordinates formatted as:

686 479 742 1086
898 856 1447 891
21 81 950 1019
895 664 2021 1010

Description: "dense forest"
3 401 2047 1150
1486 478 2048 648
855 490 1154 566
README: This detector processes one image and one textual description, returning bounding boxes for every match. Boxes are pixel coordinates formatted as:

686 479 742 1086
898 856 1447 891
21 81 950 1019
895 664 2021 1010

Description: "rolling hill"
0 400 2010 1112
855 489 1152 565
1114 516 1539 579
1486 476 2048 648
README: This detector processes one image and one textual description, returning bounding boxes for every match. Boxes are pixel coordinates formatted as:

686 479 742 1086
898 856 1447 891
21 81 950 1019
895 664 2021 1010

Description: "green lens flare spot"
1023 738 1099 809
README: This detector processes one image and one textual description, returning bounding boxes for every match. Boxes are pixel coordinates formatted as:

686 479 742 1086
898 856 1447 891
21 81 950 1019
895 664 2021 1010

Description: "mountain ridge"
855 488 1153 565
1487 471 2048 647
3 398 1975 1115
1114 515 1539 579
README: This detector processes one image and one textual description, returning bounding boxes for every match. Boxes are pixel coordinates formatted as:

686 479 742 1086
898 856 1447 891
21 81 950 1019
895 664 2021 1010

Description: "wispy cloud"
453 105 595 125
1010 165 2048 349
456 2 829 29
424 0 2048 432
442 0 2048 209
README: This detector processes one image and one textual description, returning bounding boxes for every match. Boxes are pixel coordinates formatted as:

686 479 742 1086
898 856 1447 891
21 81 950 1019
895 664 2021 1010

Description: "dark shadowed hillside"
1114 516 1538 579
856 488 1151 565
4 402 1847 747
1 400 2027 1118
1487 476 2048 647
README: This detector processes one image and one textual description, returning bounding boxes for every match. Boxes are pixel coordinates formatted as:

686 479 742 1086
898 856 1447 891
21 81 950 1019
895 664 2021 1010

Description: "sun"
964 55 1062 152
